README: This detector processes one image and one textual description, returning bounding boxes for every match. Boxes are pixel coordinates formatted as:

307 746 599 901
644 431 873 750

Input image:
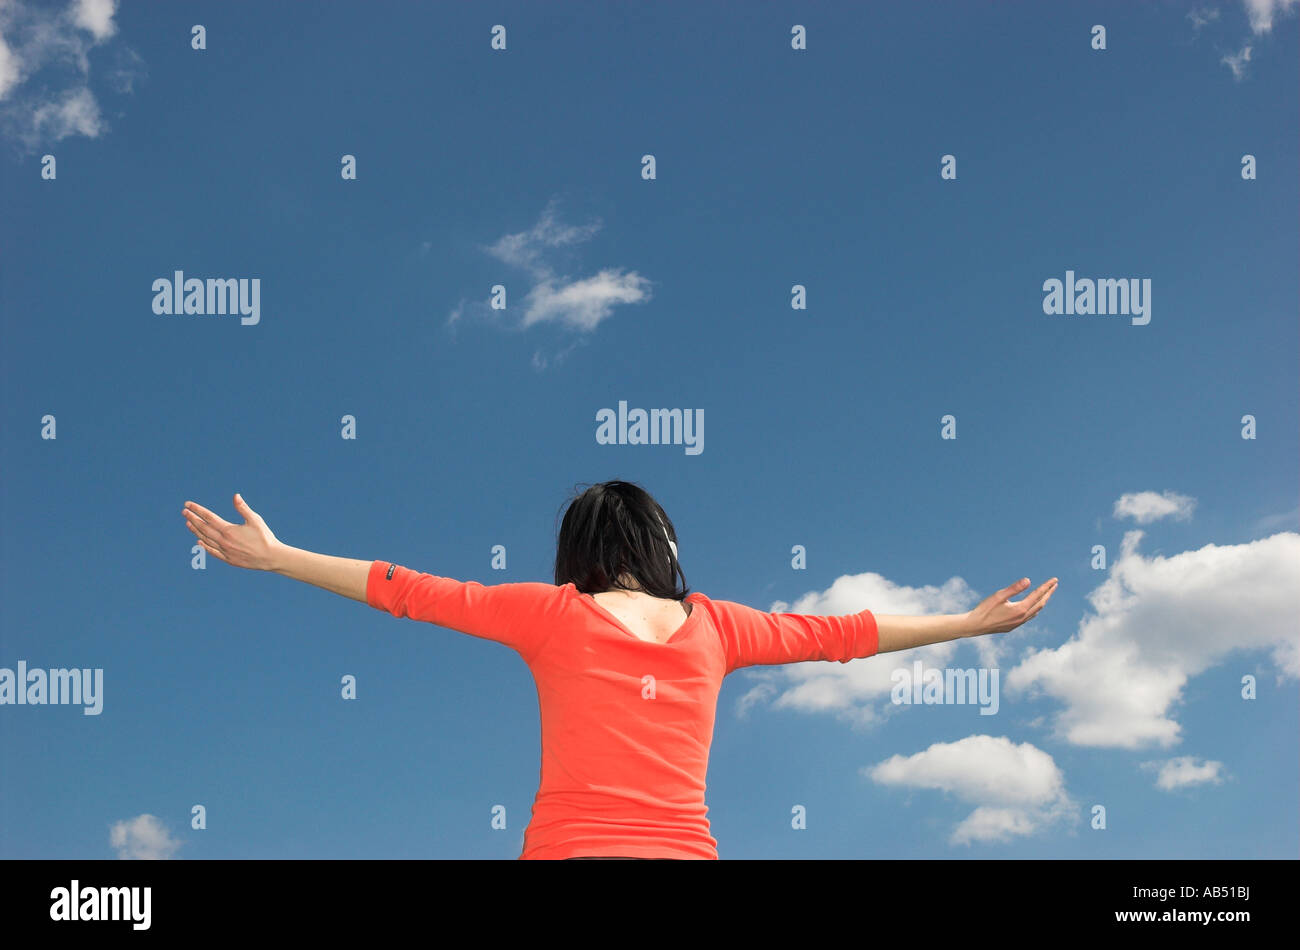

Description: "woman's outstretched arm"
183 494 370 602
185 493 564 659
874 576 1058 654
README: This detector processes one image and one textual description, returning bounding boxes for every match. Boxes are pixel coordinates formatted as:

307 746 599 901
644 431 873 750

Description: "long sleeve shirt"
365 560 879 859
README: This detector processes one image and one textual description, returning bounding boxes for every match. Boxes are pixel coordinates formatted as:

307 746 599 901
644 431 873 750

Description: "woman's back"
588 589 692 644
364 560 880 859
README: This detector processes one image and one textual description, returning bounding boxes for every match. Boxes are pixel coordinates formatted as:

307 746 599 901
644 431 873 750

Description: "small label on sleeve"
386 563 396 580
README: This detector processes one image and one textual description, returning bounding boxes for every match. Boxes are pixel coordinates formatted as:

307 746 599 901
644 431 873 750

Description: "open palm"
183 494 282 571
967 577 1058 636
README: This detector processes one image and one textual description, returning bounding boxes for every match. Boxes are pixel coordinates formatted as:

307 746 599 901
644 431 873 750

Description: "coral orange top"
366 560 879 859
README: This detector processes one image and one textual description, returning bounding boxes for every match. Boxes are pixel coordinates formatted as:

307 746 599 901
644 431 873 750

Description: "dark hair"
554 480 689 599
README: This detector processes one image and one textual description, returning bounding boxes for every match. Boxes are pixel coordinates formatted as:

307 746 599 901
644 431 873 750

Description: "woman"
182 480 1057 859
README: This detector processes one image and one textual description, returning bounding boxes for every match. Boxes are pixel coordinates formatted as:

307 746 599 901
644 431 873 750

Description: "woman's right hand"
183 494 284 571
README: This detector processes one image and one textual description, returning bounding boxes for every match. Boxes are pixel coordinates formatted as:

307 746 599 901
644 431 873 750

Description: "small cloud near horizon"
109 813 183 860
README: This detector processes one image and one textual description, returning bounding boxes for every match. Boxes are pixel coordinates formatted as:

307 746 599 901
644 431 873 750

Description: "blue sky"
1 0 1296 859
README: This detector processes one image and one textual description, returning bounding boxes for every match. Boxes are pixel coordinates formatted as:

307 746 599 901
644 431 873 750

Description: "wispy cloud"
1188 6 1222 30
1243 0 1298 32
482 198 603 281
0 0 142 151
865 735 1074 845
1221 43 1254 79
1142 755 1227 790
1113 490 1196 524
446 197 653 362
1009 528 1300 749
1254 506 1299 533
109 813 183 860
1206 0 1298 79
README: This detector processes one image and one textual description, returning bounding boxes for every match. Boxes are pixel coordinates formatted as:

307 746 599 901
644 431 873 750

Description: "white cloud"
29 84 101 140
0 29 18 98
1210 1 1296 79
1187 2 1295 79
1008 529 1300 749
1113 490 1196 524
730 502 1297 754
1142 756 1227 790
0 0 137 149
519 269 652 332
71 0 115 41
1243 0 1298 32
530 337 584 371
451 198 653 346
732 571 987 726
734 681 777 719
109 814 182 860
104 43 143 93
1254 506 1299 533
1221 43 1254 79
865 735 1074 845
484 198 603 280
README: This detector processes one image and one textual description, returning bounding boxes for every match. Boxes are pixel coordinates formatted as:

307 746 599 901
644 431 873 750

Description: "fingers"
197 538 229 563
184 512 222 545
994 578 1030 603
182 506 237 566
1031 580 1058 615
1027 578 1058 610
183 508 220 542
1018 578 1059 621
185 519 228 561
1007 577 1057 607
183 500 231 530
